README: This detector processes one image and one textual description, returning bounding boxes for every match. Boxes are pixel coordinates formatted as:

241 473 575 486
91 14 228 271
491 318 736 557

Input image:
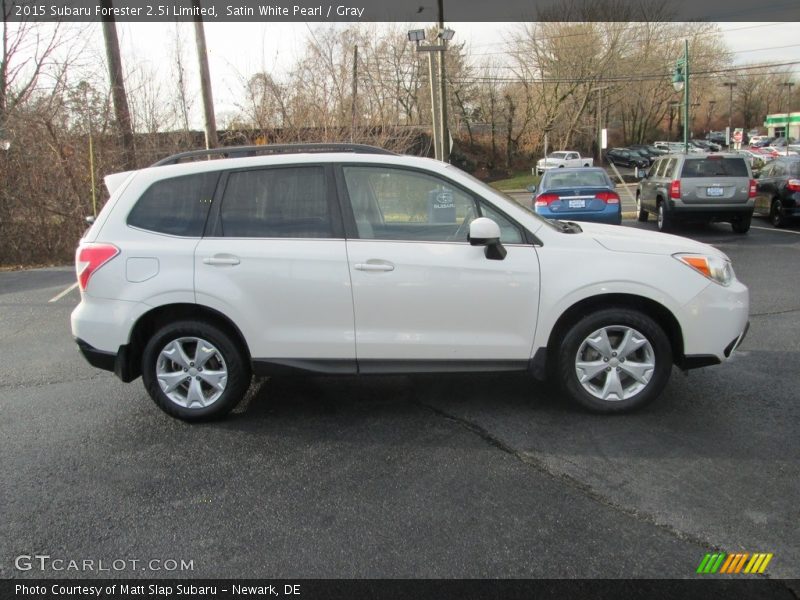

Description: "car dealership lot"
1 221 798 584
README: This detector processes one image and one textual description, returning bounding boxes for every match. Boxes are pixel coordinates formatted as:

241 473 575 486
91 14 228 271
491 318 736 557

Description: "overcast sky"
93 21 800 127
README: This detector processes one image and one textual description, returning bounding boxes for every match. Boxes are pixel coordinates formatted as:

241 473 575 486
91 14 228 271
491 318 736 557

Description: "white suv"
72 144 749 420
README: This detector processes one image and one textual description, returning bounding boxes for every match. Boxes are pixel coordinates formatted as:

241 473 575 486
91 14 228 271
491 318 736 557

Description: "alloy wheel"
155 337 228 408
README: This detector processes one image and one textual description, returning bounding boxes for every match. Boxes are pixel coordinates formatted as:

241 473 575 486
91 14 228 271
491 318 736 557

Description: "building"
764 112 800 139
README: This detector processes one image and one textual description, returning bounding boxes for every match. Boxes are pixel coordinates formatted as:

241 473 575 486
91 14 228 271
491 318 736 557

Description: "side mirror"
85 215 96 225
468 217 507 261
639 170 648 179
526 184 536 193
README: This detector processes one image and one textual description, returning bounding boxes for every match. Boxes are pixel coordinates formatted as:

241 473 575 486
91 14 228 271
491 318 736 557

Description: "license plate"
707 187 724 197
568 199 586 208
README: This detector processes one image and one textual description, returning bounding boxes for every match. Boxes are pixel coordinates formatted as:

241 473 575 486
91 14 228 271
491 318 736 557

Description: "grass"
489 171 540 191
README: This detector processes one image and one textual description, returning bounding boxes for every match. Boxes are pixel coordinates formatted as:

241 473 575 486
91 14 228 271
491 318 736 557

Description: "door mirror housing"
468 217 507 260
526 184 536 193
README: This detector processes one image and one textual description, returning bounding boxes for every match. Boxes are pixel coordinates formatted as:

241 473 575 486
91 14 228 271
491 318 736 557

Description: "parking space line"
751 226 800 236
48 281 79 303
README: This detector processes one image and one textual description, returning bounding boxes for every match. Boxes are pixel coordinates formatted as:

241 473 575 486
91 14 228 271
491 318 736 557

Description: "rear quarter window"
680 158 749 178
127 172 219 236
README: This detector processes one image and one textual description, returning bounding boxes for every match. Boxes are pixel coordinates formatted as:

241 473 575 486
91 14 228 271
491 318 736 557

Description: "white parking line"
48 281 79 303
751 226 800 235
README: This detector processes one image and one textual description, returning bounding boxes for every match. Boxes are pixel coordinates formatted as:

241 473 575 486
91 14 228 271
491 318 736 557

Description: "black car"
706 131 727 146
629 144 669 158
692 139 721 152
605 148 649 168
753 156 800 227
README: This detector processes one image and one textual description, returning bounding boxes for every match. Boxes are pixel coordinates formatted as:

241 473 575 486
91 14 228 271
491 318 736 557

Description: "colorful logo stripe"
697 553 773 574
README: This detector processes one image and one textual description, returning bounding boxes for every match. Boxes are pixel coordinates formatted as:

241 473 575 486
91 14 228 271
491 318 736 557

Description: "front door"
339 165 540 369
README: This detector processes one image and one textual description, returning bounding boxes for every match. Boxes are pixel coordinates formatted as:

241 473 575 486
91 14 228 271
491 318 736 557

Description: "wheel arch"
120 303 251 382
541 293 684 378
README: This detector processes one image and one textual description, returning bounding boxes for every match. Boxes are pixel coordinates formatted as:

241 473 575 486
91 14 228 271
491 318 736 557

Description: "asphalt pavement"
1 218 798 588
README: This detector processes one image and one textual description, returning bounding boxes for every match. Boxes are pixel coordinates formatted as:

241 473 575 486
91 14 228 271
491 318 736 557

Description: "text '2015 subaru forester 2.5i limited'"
72 144 749 420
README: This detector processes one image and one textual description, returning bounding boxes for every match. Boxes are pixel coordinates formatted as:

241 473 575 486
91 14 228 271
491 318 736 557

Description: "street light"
672 39 689 154
408 27 455 162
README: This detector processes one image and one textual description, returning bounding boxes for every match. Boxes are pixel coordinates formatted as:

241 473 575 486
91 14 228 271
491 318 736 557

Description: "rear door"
194 164 356 369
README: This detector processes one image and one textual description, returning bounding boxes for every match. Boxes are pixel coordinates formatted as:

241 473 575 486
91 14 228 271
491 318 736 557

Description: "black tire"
771 199 786 228
636 193 648 222
657 200 672 233
141 320 250 421
731 214 752 234
556 308 673 414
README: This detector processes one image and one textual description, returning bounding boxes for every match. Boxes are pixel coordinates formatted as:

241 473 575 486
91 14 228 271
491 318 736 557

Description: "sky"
79 21 800 128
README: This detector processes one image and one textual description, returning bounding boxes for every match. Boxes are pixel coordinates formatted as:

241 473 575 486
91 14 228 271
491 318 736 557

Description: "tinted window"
789 162 800 177
680 158 748 178
219 167 331 238
772 162 786 177
127 172 218 236
548 171 609 188
661 158 677 178
343 166 477 242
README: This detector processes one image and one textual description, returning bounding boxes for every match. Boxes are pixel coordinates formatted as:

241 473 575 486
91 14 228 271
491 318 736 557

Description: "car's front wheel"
557 308 672 413
142 320 250 421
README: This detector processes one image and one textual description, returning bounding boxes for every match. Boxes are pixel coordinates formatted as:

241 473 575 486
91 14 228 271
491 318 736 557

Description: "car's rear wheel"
142 320 250 421
731 214 751 234
636 193 648 222
557 308 672 413
657 201 672 232
771 199 786 228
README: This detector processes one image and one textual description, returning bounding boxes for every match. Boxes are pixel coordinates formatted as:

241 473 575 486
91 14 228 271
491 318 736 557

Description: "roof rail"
150 143 397 167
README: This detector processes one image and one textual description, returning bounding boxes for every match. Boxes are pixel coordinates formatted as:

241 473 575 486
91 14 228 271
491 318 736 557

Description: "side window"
772 162 786 177
760 163 773 177
650 159 662 177
479 202 523 244
219 166 331 238
342 166 477 242
127 172 218 236
660 158 676 179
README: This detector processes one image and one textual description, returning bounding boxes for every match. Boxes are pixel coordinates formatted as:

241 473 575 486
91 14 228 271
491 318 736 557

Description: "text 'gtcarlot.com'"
14 554 194 573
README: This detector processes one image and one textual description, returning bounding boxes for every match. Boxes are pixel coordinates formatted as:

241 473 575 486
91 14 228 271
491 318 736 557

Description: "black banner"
3 579 799 600
3 0 800 22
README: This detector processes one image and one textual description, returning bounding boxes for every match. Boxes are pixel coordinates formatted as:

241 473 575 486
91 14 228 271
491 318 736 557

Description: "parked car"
654 141 704 154
72 143 749 419
629 144 669 157
706 131 727 146
691 140 720 152
605 148 650 168
535 151 593 175
734 149 770 173
529 167 621 225
749 135 771 148
753 156 800 227
636 152 755 233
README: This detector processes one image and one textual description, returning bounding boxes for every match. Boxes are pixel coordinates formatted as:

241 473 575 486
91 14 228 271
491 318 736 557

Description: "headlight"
673 253 734 286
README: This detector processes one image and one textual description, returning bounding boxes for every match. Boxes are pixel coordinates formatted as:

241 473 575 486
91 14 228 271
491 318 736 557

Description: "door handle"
203 255 240 266
354 261 394 272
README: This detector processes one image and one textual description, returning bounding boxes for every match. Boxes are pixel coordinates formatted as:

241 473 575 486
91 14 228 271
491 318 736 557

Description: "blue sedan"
529 167 622 225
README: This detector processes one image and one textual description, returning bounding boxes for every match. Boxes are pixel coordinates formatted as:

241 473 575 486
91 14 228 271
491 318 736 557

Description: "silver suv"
636 153 755 233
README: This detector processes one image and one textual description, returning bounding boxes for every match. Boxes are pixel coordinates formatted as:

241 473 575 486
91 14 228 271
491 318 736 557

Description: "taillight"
534 193 559 208
749 179 758 197
787 179 800 192
596 191 620 204
669 180 681 199
76 243 119 291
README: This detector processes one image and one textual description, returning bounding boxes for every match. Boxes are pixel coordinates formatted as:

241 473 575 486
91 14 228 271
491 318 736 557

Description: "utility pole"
350 45 358 143
780 81 794 155
193 0 217 149
722 81 737 148
101 0 136 170
437 0 449 162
